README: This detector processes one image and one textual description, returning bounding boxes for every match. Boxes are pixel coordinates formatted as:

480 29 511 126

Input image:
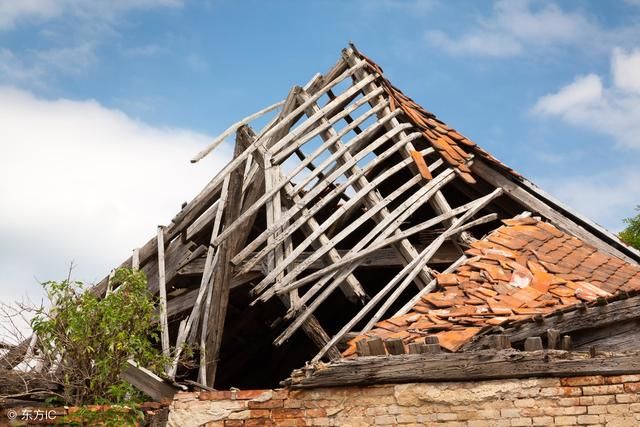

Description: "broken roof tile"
348 216 640 357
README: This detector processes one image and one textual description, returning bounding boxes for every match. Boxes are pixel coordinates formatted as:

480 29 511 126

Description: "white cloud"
425 30 522 57
0 0 182 30
532 74 602 115
612 47 640 93
540 169 640 231
532 48 640 149
426 0 622 58
0 86 230 303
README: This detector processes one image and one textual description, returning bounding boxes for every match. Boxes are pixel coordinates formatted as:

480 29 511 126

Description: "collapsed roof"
8 44 639 392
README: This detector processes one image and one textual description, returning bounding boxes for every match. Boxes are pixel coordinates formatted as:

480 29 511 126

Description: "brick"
531 416 554 426
605 374 640 384
245 420 273 427
436 413 457 421
271 409 304 419
396 414 417 423
543 406 586 416
223 421 244 427
553 416 577 425
467 421 492 427
199 391 233 401
272 389 289 400
174 391 199 401
557 397 580 407
510 418 532 426
582 384 625 395
607 404 630 414
501 408 522 418
248 399 283 409
560 376 604 387
305 409 326 418
576 414 601 425
476 409 500 419
587 405 607 414
579 396 594 405
593 395 615 405
514 398 536 408
540 386 581 397
624 382 640 393
616 393 638 403
284 399 303 409
375 415 396 424
237 390 271 400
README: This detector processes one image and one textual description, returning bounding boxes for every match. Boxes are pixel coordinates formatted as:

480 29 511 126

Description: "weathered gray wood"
463 294 640 351
156 226 170 368
518 175 640 262
121 360 177 402
561 336 573 351
471 160 636 263
524 337 543 351
190 100 284 163
384 338 405 355
408 343 423 354
178 245 461 277
205 130 253 387
547 329 560 350
286 350 640 389
356 340 371 357
297 89 434 291
366 337 386 356
489 335 511 350
422 343 441 354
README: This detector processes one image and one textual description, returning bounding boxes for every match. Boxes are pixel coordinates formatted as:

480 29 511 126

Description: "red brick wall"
168 375 640 426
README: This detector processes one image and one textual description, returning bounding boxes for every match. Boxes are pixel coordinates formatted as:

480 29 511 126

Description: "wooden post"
356 339 371 357
156 226 170 372
561 335 573 351
547 329 560 350
524 337 543 352
366 337 386 356
384 338 405 355
490 335 511 350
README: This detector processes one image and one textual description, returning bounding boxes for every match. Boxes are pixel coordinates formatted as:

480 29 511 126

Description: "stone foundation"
168 374 640 426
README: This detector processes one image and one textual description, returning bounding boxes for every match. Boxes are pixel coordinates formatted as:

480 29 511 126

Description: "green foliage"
31 268 168 407
63 405 144 427
620 206 640 250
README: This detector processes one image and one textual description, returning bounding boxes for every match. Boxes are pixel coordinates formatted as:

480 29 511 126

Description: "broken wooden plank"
121 360 177 402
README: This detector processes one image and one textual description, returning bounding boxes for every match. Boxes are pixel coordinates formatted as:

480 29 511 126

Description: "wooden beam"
463 293 640 351
178 245 462 277
204 130 253 387
471 159 637 264
121 360 177 402
285 350 640 389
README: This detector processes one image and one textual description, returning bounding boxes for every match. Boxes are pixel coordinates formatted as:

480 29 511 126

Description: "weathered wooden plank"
471 160 637 263
463 294 640 351
121 360 177 402
286 350 640 389
179 244 462 277
156 226 170 368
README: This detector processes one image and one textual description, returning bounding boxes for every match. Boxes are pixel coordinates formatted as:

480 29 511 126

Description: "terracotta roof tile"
346 216 640 356
355 51 520 183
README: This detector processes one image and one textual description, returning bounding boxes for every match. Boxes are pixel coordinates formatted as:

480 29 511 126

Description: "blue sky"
1 0 640 310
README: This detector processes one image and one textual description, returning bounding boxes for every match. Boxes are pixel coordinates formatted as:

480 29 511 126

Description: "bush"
31 268 167 407
620 206 640 250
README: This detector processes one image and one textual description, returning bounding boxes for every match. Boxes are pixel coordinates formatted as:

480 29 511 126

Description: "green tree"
31 268 167 407
620 206 640 250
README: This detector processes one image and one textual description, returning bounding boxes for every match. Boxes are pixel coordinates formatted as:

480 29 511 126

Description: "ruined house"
4 44 640 426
